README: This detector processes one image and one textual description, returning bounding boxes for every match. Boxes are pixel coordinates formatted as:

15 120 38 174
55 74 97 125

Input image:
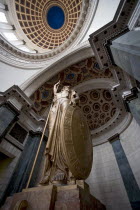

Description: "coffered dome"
15 0 83 50
0 0 97 60
9 0 89 54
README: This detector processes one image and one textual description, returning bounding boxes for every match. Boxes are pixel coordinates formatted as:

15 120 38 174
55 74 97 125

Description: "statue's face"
62 86 70 91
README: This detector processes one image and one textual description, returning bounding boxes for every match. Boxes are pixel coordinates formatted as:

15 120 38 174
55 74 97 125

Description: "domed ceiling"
14 0 89 52
0 0 96 62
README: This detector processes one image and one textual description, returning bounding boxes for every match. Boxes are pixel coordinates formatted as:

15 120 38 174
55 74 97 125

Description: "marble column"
109 135 140 210
110 31 140 82
0 104 18 140
5 132 47 197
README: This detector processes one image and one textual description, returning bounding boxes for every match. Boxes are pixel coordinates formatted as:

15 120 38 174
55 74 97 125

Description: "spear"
26 106 51 189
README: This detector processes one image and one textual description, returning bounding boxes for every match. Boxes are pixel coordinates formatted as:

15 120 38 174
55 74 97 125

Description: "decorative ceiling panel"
31 57 113 115
79 89 116 130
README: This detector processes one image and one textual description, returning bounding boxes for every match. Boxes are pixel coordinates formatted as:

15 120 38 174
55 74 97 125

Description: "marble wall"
0 139 21 205
86 142 131 210
120 118 140 189
0 103 46 207
0 105 17 138
87 118 140 210
0 61 39 92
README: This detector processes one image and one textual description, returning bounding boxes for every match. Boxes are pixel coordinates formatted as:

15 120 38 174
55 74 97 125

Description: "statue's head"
62 86 71 91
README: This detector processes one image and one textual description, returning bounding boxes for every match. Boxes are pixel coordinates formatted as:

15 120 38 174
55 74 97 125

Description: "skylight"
18 46 37 53
29 50 36 54
3 32 18 41
0 12 8 23
18 46 31 52
0 7 37 53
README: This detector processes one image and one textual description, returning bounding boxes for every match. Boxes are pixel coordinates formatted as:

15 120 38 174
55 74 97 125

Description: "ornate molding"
124 87 139 102
128 0 140 30
92 112 132 146
0 37 92 69
89 0 138 70
0 85 45 133
75 78 117 93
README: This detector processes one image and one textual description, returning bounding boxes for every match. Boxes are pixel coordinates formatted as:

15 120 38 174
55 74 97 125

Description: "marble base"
2 182 106 210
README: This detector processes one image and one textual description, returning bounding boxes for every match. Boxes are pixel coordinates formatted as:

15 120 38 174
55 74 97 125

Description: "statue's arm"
53 80 60 94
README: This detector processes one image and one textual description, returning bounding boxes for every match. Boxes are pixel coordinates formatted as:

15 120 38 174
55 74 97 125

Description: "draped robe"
41 89 70 184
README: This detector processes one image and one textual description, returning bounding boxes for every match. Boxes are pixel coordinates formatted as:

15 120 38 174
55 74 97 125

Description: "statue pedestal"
2 182 106 210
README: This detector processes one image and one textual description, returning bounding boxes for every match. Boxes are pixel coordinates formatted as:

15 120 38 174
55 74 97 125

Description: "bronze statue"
40 81 92 185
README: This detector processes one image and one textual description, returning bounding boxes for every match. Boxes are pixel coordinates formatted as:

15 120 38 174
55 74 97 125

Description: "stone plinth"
2 183 106 210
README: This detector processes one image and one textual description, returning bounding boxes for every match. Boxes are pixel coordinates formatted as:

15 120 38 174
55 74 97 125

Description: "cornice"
89 0 138 70
0 85 45 133
124 87 139 102
0 37 92 70
128 0 140 30
92 112 132 146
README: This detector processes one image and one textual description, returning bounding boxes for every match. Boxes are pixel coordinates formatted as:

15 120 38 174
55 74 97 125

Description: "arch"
21 43 94 97
74 78 117 93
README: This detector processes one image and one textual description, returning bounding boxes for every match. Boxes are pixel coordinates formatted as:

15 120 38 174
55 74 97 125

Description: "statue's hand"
54 80 61 94
56 80 60 86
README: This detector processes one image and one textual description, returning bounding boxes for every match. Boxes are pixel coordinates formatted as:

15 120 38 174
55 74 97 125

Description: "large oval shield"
62 105 93 179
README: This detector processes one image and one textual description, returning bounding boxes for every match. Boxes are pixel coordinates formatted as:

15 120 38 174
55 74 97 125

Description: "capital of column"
124 87 138 102
108 133 120 143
